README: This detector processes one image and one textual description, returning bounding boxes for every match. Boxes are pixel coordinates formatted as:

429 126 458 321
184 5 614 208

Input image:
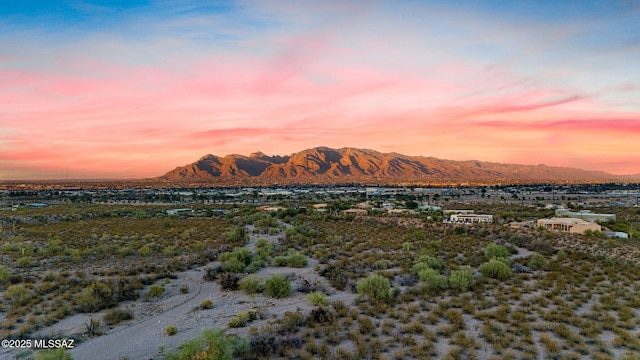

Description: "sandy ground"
0 225 355 360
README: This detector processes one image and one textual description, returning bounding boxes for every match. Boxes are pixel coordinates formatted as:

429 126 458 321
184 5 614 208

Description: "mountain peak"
160 147 615 185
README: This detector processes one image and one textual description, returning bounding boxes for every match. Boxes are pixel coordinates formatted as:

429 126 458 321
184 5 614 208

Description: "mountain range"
158 147 620 185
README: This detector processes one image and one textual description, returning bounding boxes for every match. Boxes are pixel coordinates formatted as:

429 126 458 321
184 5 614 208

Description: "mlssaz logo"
33 338 75 349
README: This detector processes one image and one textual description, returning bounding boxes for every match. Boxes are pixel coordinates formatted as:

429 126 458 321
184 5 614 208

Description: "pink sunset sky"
1 0 640 180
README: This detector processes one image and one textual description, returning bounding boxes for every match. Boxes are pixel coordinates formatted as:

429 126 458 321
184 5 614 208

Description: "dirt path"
60 223 352 360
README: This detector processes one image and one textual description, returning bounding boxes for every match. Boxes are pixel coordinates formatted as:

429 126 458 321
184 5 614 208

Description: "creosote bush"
419 268 448 291
239 275 263 294
356 274 391 303
528 253 548 270
103 308 134 325
485 243 510 260
76 282 116 312
264 274 291 299
479 259 513 280
146 284 164 298
449 266 475 291
306 291 329 306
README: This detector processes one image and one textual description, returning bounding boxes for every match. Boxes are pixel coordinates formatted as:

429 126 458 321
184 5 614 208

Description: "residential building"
446 214 493 224
537 218 601 234
555 209 616 222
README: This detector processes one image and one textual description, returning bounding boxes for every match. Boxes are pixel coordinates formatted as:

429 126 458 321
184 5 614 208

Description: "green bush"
34 348 73 360
356 274 391 303
449 266 475 292
166 325 178 336
220 247 253 273
272 256 289 267
238 275 263 294
76 282 116 312
103 308 134 325
264 274 291 299
417 255 443 271
419 269 448 290
4 284 33 306
0 265 10 284
200 299 214 310
479 259 512 280
146 285 164 298
163 328 248 360
228 311 253 328
485 243 510 260
307 291 329 306
287 253 308 268
528 253 548 270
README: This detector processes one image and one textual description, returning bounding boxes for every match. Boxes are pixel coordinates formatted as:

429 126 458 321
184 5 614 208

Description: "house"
387 209 415 215
256 206 284 212
555 209 616 222
443 209 475 215
446 214 493 224
166 208 193 215
342 208 368 215
537 218 601 234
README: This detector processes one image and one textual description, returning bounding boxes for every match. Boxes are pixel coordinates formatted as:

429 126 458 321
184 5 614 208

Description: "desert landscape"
1 185 639 359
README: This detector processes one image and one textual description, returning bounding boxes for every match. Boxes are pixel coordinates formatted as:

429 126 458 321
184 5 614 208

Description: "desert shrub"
200 299 214 310
272 256 289 267
228 311 253 328
453 226 466 235
76 282 116 312
220 247 253 273
307 307 335 325
528 253 548 270
374 260 389 270
604 257 615 266
264 274 291 298
4 284 33 306
556 250 567 261
417 255 443 271
485 243 510 260
166 325 178 336
179 284 189 294
0 265 10 284
34 348 73 360
278 311 306 333
16 256 35 268
164 329 248 360
494 256 510 265
287 253 308 268
239 275 263 294
449 266 475 292
307 291 329 306
479 259 512 280
219 273 242 291
103 308 134 325
356 274 391 303
222 258 246 273
419 269 448 291
146 285 164 298
358 315 376 334
114 277 143 302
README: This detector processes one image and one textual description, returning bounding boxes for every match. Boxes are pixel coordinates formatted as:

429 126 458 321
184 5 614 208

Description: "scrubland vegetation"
1 201 640 359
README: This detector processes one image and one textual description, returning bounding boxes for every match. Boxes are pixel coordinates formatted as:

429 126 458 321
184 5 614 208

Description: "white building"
166 208 193 215
555 209 616 222
446 214 493 224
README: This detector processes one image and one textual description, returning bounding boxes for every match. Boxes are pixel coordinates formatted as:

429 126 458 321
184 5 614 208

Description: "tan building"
342 208 368 215
537 218 601 234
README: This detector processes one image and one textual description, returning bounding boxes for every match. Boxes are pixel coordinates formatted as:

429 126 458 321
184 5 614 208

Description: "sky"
1 0 640 180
